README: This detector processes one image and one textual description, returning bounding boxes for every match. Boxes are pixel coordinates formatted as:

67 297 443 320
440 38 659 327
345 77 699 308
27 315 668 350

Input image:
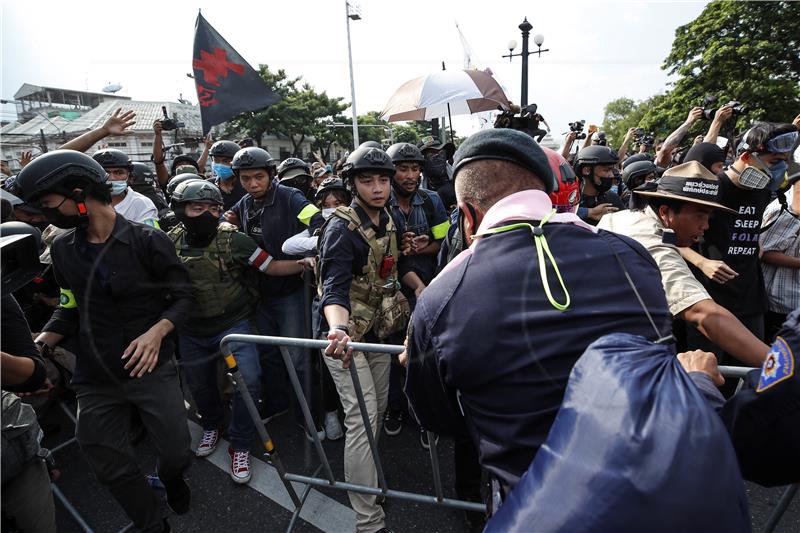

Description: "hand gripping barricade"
219 334 486 532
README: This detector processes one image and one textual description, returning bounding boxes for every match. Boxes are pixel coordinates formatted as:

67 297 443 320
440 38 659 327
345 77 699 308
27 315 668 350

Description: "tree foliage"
224 65 348 157
603 1 800 146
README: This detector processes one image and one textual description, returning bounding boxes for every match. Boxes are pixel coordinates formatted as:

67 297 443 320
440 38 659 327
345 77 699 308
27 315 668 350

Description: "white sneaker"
228 447 252 484
324 411 344 441
196 429 219 457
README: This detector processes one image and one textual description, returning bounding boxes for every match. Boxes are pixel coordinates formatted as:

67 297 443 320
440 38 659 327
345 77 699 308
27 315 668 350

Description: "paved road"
45 398 798 533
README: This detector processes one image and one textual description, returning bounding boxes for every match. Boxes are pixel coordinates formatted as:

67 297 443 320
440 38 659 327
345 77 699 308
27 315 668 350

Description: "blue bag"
486 333 751 533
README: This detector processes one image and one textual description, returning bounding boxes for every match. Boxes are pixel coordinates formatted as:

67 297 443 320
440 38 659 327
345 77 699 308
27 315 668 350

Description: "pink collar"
433 190 596 281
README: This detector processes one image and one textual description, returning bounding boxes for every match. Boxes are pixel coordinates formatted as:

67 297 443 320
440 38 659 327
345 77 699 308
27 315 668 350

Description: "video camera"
568 120 586 140
1 232 43 296
160 106 185 131
594 131 607 146
494 103 544 139
700 96 748 121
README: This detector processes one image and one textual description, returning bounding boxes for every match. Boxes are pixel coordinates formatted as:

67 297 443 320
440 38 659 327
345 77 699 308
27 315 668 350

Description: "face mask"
423 153 448 181
595 177 613 194
40 207 86 229
321 207 336 219
109 180 128 196
182 210 220 237
767 159 788 191
609 185 619 194
213 163 234 180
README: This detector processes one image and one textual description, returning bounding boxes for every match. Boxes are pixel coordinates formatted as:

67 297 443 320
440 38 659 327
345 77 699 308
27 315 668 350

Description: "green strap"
475 209 571 311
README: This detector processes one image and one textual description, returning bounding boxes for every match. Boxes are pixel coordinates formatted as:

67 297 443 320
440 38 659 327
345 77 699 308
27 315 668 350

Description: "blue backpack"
486 333 751 533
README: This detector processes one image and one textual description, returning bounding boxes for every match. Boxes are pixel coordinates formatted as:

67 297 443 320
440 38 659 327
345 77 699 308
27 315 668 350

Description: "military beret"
452 128 555 194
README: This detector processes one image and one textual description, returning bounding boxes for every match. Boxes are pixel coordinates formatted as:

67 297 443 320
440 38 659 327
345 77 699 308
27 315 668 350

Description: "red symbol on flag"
193 48 245 87
196 83 219 107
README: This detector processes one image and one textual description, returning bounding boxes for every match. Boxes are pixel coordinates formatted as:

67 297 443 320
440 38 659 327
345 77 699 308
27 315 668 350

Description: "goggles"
765 131 798 154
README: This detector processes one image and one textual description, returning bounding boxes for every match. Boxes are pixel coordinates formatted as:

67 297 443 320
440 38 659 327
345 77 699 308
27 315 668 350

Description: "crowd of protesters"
1 100 798 533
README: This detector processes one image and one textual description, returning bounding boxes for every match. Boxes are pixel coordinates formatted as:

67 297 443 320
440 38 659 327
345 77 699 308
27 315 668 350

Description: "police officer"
208 140 247 211
18 150 194 533
168 179 300 484
320 146 410 533
226 147 324 428
383 142 449 442
401 128 672 506
574 145 626 224
277 157 314 200
92 149 159 226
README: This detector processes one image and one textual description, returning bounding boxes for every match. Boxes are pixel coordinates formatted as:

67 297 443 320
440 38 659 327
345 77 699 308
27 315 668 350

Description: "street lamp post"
502 17 550 107
345 1 361 149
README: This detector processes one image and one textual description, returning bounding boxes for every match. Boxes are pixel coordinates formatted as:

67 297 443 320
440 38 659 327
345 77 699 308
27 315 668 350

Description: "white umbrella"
380 69 510 122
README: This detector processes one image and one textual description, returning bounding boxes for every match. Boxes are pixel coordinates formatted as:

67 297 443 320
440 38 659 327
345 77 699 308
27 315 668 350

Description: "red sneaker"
228 447 251 484
196 429 220 457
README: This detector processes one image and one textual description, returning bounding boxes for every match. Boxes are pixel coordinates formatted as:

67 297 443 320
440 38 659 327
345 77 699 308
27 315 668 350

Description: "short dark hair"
317 190 349 207
738 121 798 154
455 159 546 211
62 178 112 205
646 195 685 214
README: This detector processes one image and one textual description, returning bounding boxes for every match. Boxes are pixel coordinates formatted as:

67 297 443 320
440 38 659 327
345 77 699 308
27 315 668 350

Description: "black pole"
519 18 532 108
442 61 455 144
39 128 48 153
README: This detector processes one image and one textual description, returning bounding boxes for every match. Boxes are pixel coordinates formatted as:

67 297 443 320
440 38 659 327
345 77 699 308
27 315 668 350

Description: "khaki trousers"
324 350 390 533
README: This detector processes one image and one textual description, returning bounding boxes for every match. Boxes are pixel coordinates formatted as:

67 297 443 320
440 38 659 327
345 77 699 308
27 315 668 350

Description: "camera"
160 106 185 131
594 131 607 146
633 127 655 147
568 120 586 140
700 96 748 120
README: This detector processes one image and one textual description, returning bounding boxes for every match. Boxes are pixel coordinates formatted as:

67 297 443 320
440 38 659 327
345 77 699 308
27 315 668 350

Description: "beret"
452 128 555 194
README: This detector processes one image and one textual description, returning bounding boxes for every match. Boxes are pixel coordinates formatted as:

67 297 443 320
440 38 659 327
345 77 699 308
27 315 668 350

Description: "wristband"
333 325 350 335
34 341 51 358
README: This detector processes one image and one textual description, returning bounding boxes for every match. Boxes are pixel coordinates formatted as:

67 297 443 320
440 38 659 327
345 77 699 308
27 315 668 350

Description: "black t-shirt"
212 177 247 212
690 172 772 317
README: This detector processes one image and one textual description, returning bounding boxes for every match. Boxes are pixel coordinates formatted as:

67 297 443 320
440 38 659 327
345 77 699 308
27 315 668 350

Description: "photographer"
1 227 55 533
703 104 734 146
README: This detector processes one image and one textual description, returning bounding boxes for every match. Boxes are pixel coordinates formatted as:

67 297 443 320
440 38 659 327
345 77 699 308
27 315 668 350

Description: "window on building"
107 142 127 147
141 142 153 147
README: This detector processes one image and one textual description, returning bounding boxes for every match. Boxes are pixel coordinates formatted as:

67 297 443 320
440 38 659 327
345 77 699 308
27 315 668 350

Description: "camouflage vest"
319 206 409 341
168 222 254 319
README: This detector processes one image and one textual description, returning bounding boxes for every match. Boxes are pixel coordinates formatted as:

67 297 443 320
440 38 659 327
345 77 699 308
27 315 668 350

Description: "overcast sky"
1 0 709 144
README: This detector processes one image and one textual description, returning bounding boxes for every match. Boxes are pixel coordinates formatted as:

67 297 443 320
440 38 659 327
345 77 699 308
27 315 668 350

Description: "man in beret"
401 128 674 503
598 162 769 368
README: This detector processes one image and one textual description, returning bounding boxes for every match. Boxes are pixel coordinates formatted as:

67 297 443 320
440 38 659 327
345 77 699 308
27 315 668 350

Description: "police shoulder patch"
756 336 795 393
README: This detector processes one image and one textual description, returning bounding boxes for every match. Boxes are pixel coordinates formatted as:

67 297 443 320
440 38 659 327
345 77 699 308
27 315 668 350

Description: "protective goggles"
766 131 798 154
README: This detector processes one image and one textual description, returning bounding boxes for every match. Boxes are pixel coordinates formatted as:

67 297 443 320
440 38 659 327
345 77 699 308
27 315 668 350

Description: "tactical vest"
319 206 409 341
168 222 254 320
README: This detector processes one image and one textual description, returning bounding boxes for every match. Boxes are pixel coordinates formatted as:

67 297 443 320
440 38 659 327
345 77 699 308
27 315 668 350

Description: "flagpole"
345 1 360 148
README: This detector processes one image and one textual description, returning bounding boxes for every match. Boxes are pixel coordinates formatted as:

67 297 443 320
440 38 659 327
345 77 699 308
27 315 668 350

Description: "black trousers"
74 360 192 532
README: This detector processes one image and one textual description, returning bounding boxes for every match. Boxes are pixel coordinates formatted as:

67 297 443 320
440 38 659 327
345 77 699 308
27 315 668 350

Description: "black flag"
192 12 280 135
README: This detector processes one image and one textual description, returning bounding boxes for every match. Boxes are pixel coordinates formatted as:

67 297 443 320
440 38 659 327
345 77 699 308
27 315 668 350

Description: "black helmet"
622 153 652 169
231 147 276 174
358 141 383 150
209 140 241 159
341 147 395 179
386 143 424 165
16 150 107 203
130 162 157 188
622 161 657 190
276 157 311 181
166 173 205 196
92 148 133 171
314 177 352 205
170 180 223 207
576 146 619 168
170 155 199 175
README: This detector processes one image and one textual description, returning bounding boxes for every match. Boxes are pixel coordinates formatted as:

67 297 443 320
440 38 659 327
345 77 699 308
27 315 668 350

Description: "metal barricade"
219 334 486 532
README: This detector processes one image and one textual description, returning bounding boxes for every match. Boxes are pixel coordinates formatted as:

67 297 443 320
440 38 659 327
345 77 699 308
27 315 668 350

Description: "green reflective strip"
143 218 161 229
476 209 570 311
431 220 451 240
59 289 77 309
297 204 320 226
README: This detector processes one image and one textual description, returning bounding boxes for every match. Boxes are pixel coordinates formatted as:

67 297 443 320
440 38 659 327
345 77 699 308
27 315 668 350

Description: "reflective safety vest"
168 222 255 320
319 206 409 341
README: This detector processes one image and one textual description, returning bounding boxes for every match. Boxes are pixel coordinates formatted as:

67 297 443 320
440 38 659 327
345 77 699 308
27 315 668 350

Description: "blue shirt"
405 222 672 491
231 179 323 297
388 188 450 288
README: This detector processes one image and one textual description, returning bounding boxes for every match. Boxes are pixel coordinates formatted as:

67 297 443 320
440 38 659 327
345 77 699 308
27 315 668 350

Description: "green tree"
224 65 348 157
640 0 800 134
601 95 666 148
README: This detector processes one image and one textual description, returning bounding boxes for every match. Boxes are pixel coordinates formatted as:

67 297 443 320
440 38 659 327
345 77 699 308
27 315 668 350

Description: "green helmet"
166 173 204 197
170 180 223 209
